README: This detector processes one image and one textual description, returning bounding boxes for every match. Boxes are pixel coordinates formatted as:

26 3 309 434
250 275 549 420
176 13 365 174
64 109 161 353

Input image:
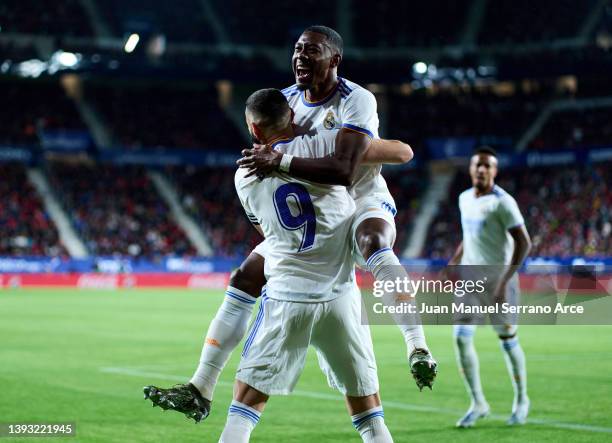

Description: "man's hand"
237 143 283 178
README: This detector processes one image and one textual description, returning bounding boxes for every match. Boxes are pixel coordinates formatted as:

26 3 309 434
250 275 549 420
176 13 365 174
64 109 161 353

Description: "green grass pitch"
1 288 611 442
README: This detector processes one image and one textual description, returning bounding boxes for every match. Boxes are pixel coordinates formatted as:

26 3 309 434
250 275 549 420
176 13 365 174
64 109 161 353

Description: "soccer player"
240 24 436 382
143 97 414 422
447 147 532 427
234 88 392 442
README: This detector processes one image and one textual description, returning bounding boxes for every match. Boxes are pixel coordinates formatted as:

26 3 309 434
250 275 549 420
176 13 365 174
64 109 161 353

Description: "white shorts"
236 288 379 397
351 194 397 268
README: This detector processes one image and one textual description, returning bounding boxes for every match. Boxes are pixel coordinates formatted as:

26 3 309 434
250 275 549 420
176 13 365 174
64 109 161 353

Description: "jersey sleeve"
340 88 379 138
234 169 259 225
498 195 525 230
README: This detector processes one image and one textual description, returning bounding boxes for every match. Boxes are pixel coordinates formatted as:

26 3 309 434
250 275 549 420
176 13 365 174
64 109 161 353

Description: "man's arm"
362 139 413 165
238 128 370 186
501 225 532 282
448 242 463 266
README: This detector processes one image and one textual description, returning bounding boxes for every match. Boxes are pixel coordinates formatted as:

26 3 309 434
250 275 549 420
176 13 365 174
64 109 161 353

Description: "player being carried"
144 25 436 423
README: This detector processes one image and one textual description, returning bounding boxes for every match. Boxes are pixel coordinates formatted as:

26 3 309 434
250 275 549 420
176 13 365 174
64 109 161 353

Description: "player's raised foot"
143 383 211 423
409 348 438 391
456 403 490 428
507 397 529 426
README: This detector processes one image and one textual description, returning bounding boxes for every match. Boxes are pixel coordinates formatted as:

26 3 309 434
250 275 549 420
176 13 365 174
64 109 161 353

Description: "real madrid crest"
323 110 336 129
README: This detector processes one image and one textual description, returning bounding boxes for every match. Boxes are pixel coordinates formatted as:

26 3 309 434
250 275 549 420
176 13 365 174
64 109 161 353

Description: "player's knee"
453 325 476 347
357 231 390 260
229 267 264 298
493 323 517 339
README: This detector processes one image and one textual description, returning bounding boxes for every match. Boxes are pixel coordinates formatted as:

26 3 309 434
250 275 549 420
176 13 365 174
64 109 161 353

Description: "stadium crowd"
0 163 65 257
48 162 195 258
86 82 242 150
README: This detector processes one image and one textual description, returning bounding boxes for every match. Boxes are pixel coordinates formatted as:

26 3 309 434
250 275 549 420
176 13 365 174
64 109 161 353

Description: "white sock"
367 248 428 354
351 406 394 443
190 286 257 400
218 400 261 443
500 337 528 405
454 325 487 407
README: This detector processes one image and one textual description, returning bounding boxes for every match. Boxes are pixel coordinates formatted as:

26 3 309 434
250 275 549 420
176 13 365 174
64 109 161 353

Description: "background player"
239 25 436 383
447 146 532 427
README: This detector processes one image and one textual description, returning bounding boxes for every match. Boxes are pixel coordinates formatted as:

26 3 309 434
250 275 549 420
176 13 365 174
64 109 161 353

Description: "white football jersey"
459 185 525 265
282 77 390 200
235 135 356 302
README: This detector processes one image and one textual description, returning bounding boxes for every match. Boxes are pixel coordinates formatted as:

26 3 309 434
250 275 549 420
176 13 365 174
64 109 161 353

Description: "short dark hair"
474 145 497 157
245 88 291 130
303 25 343 56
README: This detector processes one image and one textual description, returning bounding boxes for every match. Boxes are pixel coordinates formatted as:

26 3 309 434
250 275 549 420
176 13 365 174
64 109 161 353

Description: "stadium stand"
352 0 470 47
168 166 261 259
48 162 195 258
95 0 215 43
85 81 243 149
0 78 86 146
0 0 93 36
529 106 612 150
0 162 66 257
477 0 597 44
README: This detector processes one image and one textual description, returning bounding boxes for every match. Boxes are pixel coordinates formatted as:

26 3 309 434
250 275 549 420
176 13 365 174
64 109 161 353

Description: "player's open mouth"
296 68 313 83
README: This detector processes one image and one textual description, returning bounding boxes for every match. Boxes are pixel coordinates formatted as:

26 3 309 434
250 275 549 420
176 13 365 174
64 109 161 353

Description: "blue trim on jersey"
352 410 384 428
282 84 298 93
342 123 374 138
271 138 294 149
300 82 340 107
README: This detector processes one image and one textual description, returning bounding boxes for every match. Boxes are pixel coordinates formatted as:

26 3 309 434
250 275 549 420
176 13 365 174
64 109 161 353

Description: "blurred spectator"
87 82 244 150
529 107 612 150
0 162 66 257
49 162 195 258
0 0 93 36
0 78 86 146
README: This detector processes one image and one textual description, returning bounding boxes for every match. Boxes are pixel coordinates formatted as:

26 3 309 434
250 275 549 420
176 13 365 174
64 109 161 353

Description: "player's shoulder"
491 185 517 202
339 77 374 101
234 167 257 192
281 84 300 98
459 188 473 202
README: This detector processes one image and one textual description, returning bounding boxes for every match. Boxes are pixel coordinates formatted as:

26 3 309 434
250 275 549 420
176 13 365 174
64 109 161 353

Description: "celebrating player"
447 147 532 427
240 24 436 382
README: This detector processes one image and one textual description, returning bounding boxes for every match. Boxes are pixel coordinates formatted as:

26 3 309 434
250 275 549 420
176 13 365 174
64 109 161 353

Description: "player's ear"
330 53 341 69
252 123 265 143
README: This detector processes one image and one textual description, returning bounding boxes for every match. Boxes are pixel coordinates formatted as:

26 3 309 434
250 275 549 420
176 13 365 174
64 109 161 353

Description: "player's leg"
355 215 436 388
190 250 266 400
346 394 393 443
493 278 528 425
218 381 268 443
454 324 490 427
313 290 392 442
144 247 267 421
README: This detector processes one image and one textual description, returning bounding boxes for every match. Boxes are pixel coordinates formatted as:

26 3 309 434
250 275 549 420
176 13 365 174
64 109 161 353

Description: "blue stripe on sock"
352 411 384 428
226 291 256 305
366 247 392 270
229 405 260 425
